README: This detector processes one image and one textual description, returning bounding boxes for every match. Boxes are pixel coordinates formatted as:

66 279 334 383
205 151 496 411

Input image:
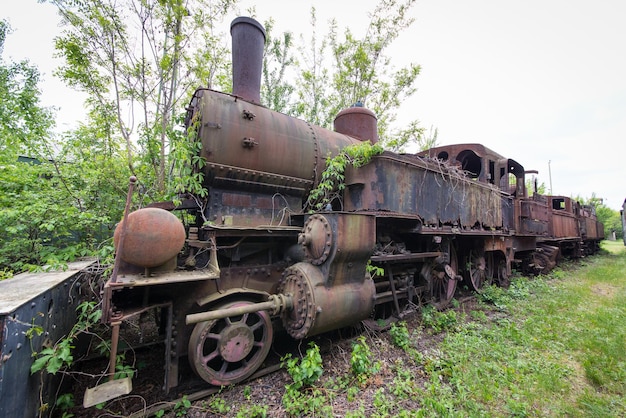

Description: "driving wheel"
468 250 489 292
188 301 273 386
430 245 459 309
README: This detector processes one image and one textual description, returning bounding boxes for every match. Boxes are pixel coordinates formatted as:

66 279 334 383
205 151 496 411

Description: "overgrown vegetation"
305 141 384 211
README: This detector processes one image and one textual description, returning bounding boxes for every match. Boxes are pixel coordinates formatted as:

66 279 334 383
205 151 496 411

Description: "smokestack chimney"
230 17 266 104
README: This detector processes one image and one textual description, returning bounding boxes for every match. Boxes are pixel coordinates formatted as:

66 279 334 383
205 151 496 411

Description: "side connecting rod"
185 294 293 325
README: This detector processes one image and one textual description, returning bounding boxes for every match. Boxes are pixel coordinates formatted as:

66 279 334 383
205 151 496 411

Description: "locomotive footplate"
370 251 443 263
106 268 221 288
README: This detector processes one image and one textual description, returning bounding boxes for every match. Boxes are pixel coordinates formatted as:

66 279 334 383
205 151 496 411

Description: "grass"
420 240 626 417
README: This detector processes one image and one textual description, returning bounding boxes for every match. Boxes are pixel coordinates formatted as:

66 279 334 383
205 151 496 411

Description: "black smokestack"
230 17 266 104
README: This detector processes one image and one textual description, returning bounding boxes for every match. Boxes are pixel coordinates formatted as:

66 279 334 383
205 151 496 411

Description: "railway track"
75 292 478 417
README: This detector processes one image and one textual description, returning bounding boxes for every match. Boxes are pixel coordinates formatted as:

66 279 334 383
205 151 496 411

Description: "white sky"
3 0 626 210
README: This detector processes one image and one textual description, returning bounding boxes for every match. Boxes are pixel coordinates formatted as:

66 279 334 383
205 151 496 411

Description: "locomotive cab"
418 143 506 187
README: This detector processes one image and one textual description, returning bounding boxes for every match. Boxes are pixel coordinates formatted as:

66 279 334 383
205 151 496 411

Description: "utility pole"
548 160 553 195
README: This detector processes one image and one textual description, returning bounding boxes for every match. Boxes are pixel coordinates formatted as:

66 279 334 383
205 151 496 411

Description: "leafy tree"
597 206 621 241
0 20 114 274
290 0 432 152
0 21 54 157
47 0 237 198
260 17 296 114
290 7 332 127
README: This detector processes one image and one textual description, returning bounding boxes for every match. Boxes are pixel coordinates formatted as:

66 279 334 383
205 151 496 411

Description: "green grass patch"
418 242 626 416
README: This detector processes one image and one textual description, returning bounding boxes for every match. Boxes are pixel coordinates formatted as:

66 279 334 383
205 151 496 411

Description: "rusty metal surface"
549 213 579 239
113 208 186 268
230 17 266 104
299 213 376 282
278 213 376 339
581 214 600 240
278 261 375 339
344 152 504 230
192 89 360 199
578 204 604 240
207 189 302 227
333 105 378 143
0 260 96 418
547 197 579 239
107 268 220 288
517 197 549 236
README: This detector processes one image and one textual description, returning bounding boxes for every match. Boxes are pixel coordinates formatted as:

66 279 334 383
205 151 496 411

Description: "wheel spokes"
201 348 220 363
468 251 487 292
188 301 274 386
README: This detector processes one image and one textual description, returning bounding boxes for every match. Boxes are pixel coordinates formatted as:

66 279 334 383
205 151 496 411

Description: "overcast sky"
3 0 625 210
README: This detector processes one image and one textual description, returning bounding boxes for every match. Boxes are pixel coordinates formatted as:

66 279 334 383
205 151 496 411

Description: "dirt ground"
63 291 479 418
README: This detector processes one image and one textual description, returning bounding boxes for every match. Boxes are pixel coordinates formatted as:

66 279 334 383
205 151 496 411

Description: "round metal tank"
114 208 185 268
333 105 378 143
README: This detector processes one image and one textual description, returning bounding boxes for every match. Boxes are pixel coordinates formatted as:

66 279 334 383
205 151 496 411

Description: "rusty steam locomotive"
102 16 604 393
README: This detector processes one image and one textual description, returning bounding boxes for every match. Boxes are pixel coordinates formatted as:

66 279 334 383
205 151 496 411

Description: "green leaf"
30 353 53 374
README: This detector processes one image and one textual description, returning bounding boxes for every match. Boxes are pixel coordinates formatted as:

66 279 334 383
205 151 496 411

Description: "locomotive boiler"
100 15 604 397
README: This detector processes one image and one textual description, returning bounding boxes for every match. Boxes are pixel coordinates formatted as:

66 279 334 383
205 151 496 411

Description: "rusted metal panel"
593 213 603 239
550 212 579 238
0 260 96 418
344 153 504 231
582 217 601 240
513 236 539 252
520 218 549 235
209 189 301 227
577 204 604 241
517 198 549 236
520 200 549 222
483 236 511 253
586 218 597 239
501 195 515 230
